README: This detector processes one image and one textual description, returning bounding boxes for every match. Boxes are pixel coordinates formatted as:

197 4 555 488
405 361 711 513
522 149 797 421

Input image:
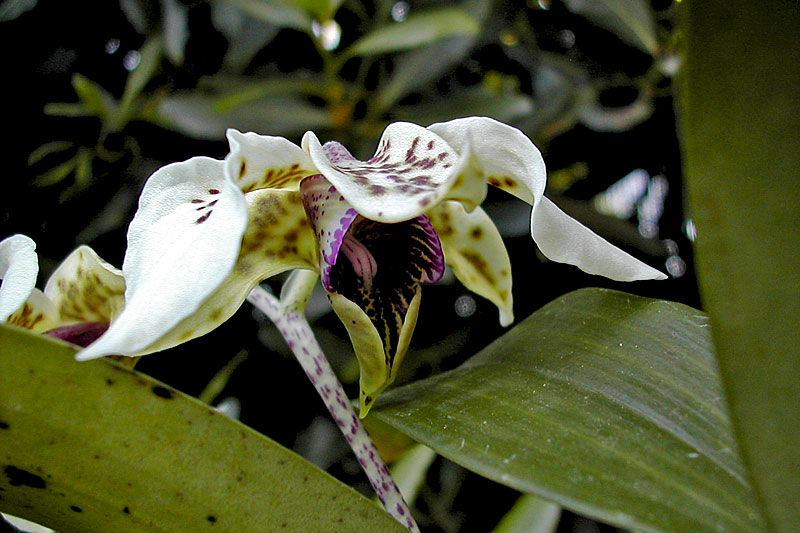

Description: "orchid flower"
0 234 125 346
76 117 665 415
0 235 38 324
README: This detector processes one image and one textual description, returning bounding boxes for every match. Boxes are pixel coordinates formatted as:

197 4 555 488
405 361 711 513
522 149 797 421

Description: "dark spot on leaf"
123 506 130 514
151 386 174 399
4 466 46 489
106 378 115 386
0 421 9 430
70 505 83 513
207 515 217 523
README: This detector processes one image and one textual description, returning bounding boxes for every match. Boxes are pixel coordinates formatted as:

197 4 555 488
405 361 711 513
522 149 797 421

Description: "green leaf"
389 445 437 506
563 0 658 55
373 35 476 113
27 141 74 165
0 324 404 532
221 0 312 31
158 92 332 140
346 8 480 57
392 88 533 125
0 0 37 21
291 0 343 21
118 36 163 127
372 288 766 532
681 2 800 531
491 494 561 533
71 73 117 120
210 76 325 112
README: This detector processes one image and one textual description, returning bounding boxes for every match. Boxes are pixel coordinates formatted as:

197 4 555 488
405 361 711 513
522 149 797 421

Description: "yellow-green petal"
329 288 422 417
7 289 59 332
44 245 125 324
225 129 318 193
427 201 514 326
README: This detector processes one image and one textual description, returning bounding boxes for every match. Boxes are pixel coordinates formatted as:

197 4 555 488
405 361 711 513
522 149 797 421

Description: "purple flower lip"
46 322 110 348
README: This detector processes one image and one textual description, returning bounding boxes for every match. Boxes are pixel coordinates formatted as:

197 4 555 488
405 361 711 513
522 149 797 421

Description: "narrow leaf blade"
347 8 480 57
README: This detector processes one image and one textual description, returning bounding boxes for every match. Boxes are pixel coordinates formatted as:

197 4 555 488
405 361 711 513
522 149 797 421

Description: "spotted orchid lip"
300 174 445 292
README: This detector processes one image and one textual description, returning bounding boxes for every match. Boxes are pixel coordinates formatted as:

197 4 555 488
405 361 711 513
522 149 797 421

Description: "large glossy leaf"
681 2 800 531
0 324 403 532
372 288 766 532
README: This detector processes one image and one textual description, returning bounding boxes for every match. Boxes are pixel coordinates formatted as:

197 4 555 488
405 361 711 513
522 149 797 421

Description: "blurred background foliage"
1 0 693 531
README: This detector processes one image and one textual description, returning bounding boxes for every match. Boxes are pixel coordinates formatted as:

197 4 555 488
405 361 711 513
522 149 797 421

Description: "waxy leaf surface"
0 324 403 532
373 288 765 532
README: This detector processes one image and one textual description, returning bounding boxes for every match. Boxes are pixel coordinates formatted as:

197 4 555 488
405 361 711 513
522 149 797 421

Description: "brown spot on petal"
462 250 496 286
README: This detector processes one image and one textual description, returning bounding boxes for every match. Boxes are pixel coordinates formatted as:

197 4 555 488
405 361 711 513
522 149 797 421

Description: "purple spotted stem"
246 284 419 532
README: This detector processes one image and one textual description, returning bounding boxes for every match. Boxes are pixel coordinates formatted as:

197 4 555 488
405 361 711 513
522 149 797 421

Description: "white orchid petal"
225 129 317 193
302 123 472 223
7 289 59 332
431 117 666 281
532 196 667 280
428 202 514 326
77 157 249 361
428 116 543 204
136 189 318 355
0 234 38 322
44 245 125 324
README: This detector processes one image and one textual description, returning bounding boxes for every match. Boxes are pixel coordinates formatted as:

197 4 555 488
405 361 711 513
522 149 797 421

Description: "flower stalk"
246 282 419 532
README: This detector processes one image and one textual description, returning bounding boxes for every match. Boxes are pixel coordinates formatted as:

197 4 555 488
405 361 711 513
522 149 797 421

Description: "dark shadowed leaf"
682 2 800 531
372 288 765 532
